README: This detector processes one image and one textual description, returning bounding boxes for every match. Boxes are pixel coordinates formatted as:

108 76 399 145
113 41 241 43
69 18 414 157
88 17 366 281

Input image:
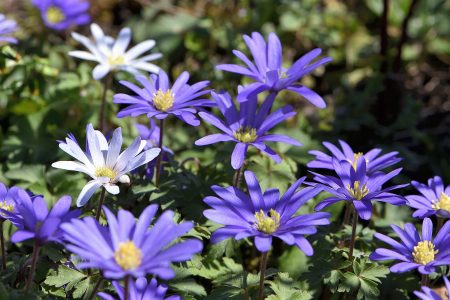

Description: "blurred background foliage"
0 0 449 298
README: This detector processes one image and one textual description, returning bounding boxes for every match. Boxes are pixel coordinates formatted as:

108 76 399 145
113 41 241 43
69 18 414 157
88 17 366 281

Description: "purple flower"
10 191 80 246
216 32 331 106
32 0 90 31
114 70 211 126
98 277 180 300
312 157 406 220
414 276 450 300
195 91 301 170
370 218 450 274
61 205 203 279
203 170 330 254
135 120 173 180
0 14 18 44
406 176 450 219
0 184 24 227
308 140 401 174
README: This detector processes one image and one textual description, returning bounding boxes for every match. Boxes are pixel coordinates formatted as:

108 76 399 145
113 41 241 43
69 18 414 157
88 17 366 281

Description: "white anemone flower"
69 23 162 80
52 124 161 207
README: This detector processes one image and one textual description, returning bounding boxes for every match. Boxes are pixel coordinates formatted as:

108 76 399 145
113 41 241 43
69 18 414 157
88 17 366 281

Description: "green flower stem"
99 74 113 132
124 276 130 300
342 202 351 226
437 217 444 232
25 242 40 293
421 274 429 287
88 277 103 300
95 187 106 221
233 164 244 188
348 210 358 260
258 251 269 300
155 119 164 187
0 221 6 270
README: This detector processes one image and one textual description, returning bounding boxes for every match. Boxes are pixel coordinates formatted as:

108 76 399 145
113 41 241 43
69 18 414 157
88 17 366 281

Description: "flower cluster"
2 14 448 299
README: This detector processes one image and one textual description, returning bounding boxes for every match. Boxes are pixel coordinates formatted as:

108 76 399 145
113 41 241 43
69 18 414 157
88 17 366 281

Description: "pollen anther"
412 241 438 265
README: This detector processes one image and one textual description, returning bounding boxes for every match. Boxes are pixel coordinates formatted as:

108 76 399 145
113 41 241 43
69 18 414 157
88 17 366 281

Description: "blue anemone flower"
61 205 203 279
217 32 331 106
203 170 330 254
370 218 450 274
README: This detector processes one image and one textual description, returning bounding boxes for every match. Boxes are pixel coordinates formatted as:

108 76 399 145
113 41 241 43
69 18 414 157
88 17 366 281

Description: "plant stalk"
421 274 429 287
124 275 130 300
233 164 244 188
342 202 351 226
155 119 164 187
25 242 40 292
99 74 112 132
348 210 358 260
88 277 103 300
0 221 6 270
437 217 444 232
258 251 269 300
95 187 106 221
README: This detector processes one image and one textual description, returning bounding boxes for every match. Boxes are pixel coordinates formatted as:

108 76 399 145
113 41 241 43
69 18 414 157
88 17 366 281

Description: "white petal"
130 61 160 74
60 139 95 170
90 23 105 42
135 53 162 62
138 140 147 153
123 148 161 174
86 124 105 167
71 32 102 58
104 184 120 195
76 180 103 207
68 50 98 62
112 27 131 56
52 161 94 177
124 40 155 60
115 137 142 172
93 64 111 80
119 175 130 184
106 127 123 167
94 130 109 151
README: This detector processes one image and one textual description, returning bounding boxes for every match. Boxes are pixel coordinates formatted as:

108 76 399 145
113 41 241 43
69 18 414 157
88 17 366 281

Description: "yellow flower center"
114 240 142 270
347 152 365 170
46 6 65 24
153 89 174 112
346 181 369 200
233 127 257 143
107 54 126 66
0 201 14 213
95 166 117 181
412 241 438 265
254 209 280 234
432 192 450 212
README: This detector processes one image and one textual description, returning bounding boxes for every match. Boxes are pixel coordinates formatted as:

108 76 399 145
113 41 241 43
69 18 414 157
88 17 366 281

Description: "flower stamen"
95 166 117 181
412 241 438 265
46 7 65 24
0 201 14 213
254 209 280 234
346 181 369 200
233 127 257 143
107 54 126 66
432 192 450 212
348 152 365 170
114 240 142 270
153 89 174 112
